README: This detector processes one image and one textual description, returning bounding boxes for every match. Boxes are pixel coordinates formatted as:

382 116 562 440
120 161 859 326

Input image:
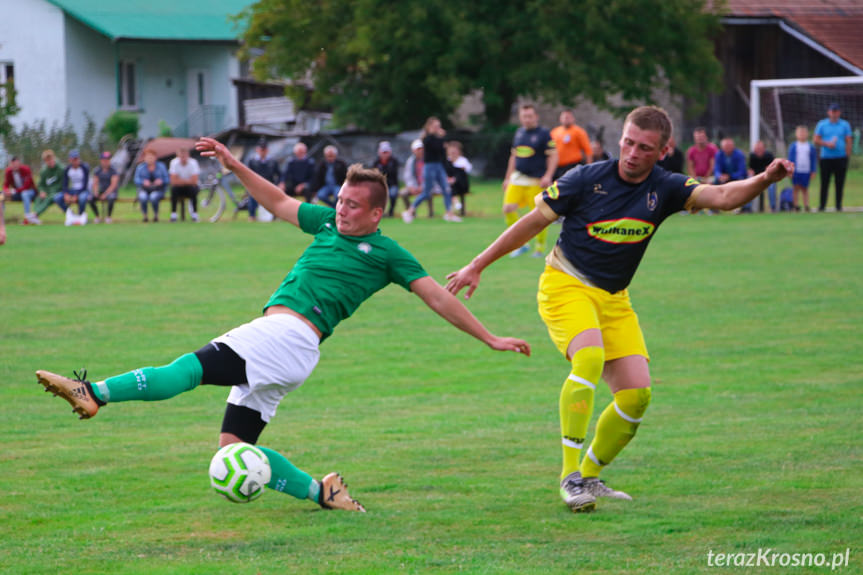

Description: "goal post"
750 76 863 157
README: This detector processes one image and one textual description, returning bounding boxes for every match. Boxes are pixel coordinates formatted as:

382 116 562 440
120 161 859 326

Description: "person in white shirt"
169 148 201 222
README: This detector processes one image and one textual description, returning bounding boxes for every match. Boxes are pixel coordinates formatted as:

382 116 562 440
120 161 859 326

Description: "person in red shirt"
685 127 718 183
3 156 39 224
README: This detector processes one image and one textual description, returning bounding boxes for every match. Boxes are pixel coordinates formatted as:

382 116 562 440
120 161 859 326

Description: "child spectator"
788 125 817 212
445 141 471 216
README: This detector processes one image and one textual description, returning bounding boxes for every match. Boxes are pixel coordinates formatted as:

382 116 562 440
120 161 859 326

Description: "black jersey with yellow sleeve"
536 160 701 293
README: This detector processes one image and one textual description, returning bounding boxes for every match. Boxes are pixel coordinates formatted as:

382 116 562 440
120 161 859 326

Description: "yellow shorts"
537 266 649 361
504 183 543 209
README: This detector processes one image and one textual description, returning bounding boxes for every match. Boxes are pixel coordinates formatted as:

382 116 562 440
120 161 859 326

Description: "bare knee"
219 432 245 447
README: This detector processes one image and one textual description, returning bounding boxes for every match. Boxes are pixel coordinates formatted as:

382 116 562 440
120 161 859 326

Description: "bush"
102 111 140 145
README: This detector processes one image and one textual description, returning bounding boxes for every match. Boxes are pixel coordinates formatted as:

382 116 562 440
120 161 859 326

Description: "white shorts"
213 314 320 422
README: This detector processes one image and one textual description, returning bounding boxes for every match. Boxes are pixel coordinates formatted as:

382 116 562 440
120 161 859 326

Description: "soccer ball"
209 442 271 503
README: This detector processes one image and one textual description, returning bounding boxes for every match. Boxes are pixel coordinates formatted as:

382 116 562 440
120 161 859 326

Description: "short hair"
345 163 387 209
42 149 55 161
625 106 672 148
9 156 18 162
445 140 463 152
324 145 338 155
423 116 440 133
693 126 707 134
519 104 536 113
142 148 157 158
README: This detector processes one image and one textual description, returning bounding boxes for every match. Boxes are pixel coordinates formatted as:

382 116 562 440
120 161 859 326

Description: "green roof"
46 0 253 42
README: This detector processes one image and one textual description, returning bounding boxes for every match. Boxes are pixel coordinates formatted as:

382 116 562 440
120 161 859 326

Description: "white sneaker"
582 477 632 500
170 213 178 222
64 208 75 226
401 210 415 224
104 217 112 224
443 213 462 222
26 212 42 225
559 472 596 513
77 212 88 226
93 217 102 224
191 212 199 222
454 200 463 211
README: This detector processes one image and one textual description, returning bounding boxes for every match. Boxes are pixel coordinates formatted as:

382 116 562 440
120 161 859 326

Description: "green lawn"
0 186 861 574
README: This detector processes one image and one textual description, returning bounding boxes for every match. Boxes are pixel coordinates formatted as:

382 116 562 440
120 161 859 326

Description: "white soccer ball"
209 442 271 503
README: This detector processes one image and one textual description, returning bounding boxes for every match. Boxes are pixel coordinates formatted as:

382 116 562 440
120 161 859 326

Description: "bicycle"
198 167 250 222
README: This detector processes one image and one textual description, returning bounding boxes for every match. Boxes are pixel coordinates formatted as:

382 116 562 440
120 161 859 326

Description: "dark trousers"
171 185 199 218
819 157 848 212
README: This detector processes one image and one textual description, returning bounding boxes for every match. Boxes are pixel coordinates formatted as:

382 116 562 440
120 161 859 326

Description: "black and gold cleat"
36 369 101 420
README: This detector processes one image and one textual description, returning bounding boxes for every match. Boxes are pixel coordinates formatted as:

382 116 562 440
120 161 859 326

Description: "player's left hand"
764 158 795 183
488 336 531 356
446 264 481 300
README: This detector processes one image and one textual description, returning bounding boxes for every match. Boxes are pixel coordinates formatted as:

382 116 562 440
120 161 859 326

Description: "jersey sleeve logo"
587 218 657 244
515 145 536 158
546 183 560 199
684 177 700 187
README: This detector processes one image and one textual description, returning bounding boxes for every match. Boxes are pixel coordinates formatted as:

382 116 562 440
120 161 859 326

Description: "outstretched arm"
446 208 552 300
411 276 530 356
196 137 303 227
692 158 794 212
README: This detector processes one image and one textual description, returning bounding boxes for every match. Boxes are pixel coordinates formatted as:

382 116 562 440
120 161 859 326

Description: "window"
119 60 137 109
0 62 14 107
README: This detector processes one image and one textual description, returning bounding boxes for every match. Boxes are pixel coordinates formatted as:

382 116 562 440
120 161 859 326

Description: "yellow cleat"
36 370 100 420
319 472 366 512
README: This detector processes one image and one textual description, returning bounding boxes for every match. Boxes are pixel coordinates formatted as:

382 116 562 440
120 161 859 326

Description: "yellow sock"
580 387 651 478
504 210 519 228
560 346 603 480
534 227 548 253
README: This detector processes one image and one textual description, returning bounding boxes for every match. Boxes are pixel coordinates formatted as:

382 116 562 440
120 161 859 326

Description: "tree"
236 0 723 130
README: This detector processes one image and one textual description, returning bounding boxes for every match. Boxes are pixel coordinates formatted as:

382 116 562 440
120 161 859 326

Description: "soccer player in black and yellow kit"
36 137 530 513
447 106 794 512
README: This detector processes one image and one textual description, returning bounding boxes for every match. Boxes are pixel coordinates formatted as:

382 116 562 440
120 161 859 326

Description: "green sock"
91 353 202 403
258 446 319 502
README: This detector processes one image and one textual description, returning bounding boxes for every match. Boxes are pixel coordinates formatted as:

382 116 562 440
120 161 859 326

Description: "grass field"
1 183 861 574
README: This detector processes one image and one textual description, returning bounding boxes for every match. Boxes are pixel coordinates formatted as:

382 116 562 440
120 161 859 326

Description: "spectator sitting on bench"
90 151 120 224
3 156 39 225
35 149 63 219
54 149 90 224
134 149 169 223
169 147 201 222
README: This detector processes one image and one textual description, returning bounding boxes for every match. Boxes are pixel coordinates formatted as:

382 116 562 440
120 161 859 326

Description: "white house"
0 0 253 139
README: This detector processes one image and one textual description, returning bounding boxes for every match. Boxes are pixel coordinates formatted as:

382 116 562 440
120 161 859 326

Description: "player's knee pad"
613 387 652 424
569 346 604 384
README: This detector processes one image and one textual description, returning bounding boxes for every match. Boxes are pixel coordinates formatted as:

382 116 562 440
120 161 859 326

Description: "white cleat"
560 472 596 513
583 477 632 500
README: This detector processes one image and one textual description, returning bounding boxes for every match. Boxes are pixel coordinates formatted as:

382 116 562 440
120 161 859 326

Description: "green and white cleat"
583 477 632 500
560 472 596 513
319 472 366 512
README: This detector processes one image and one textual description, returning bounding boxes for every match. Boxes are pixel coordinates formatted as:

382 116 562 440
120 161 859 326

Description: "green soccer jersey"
264 203 428 341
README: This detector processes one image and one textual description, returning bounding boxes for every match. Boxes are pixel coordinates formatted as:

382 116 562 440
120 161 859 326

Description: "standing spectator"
134 149 169 223
686 127 718 183
814 102 852 212
657 135 685 174
247 139 280 221
313 145 347 208
551 109 592 179
281 142 315 203
55 149 90 223
371 141 400 217
591 140 610 163
90 152 120 224
35 149 63 218
399 139 426 214
3 156 39 224
402 117 461 223
169 147 201 222
445 140 471 216
748 140 775 212
788 125 817 212
501 104 557 257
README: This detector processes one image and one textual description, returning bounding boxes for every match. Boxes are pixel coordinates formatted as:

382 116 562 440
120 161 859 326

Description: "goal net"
750 76 863 157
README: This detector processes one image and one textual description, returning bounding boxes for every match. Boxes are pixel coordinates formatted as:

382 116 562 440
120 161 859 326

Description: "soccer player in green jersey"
37 137 530 513
447 106 793 513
